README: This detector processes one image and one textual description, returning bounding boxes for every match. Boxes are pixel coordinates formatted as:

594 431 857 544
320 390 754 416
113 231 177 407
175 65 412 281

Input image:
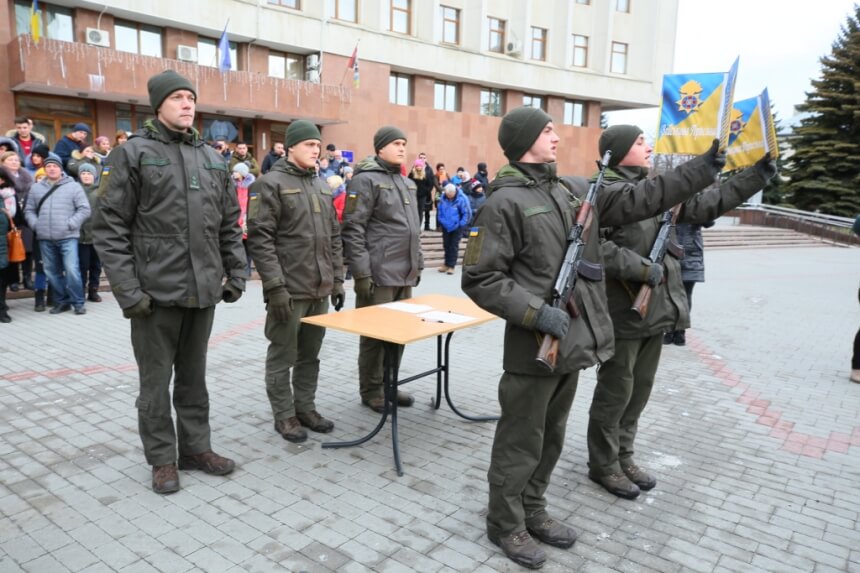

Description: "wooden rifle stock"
536 334 559 370
631 284 652 319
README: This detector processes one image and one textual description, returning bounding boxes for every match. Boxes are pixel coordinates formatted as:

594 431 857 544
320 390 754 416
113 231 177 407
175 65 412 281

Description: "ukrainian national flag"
30 0 41 44
726 88 779 171
654 58 739 155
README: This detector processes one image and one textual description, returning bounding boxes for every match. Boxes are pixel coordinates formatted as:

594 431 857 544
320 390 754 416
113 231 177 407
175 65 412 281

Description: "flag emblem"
469 227 480 237
676 81 703 114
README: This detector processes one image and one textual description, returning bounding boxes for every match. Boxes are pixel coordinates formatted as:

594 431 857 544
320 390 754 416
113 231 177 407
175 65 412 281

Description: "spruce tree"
762 109 790 205
785 5 860 217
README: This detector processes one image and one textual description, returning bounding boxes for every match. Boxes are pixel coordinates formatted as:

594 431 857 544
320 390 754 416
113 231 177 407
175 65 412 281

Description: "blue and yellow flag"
30 0 41 44
726 88 779 171
654 58 739 155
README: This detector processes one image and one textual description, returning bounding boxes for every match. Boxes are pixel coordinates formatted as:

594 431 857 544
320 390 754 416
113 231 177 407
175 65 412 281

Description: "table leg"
385 341 403 476
439 332 500 422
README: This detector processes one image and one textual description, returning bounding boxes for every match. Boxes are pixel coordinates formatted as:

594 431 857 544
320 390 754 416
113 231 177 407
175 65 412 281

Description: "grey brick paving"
1 239 859 571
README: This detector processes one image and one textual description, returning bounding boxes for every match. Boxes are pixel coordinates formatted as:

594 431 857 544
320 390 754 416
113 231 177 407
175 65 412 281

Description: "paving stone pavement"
1 240 858 572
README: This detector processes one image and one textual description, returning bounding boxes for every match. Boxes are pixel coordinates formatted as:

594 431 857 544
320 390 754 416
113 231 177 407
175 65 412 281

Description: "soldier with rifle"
461 108 729 570
586 125 777 500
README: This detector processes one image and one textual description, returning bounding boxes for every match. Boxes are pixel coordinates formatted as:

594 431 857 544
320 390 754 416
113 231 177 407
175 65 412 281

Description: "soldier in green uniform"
586 125 777 499
341 126 423 413
93 70 248 494
461 107 728 569
246 120 344 444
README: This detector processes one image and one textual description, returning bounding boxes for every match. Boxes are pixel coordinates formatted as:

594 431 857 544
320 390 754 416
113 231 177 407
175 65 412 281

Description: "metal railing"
737 203 854 229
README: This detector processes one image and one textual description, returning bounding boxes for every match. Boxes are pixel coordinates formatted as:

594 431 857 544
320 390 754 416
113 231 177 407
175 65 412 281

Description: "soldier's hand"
534 304 570 340
415 270 422 287
266 286 293 322
222 278 244 303
123 294 153 319
331 283 345 311
754 153 778 181
704 138 726 174
354 276 374 299
645 262 664 288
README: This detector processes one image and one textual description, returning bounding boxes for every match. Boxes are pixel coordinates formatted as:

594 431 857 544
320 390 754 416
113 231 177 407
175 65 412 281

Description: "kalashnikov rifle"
536 150 612 371
630 203 684 318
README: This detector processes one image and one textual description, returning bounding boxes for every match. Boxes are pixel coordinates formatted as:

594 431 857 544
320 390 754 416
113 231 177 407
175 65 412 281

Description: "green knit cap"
285 120 321 148
373 125 407 153
598 125 643 167
147 70 196 112
498 106 553 161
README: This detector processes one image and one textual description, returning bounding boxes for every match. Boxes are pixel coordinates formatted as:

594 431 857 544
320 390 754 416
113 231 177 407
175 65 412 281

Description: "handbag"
4 210 25 263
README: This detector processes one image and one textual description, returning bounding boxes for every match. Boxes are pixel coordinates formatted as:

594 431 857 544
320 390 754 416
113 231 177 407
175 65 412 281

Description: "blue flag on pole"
218 22 231 72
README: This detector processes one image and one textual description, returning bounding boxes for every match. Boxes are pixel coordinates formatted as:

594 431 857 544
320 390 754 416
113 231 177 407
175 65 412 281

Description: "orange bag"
5 211 25 263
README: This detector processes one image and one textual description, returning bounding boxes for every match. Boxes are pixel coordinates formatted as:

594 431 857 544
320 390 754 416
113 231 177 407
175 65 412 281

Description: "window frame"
530 26 547 61
479 88 504 117
114 19 163 57
522 94 545 111
572 34 588 67
388 0 411 35
328 0 358 22
268 50 306 80
14 0 74 42
433 81 460 112
616 0 631 13
487 17 506 53
389 72 413 106
563 100 587 127
197 37 238 71
441 5 460 45
610 41 628 74
268 0 300 8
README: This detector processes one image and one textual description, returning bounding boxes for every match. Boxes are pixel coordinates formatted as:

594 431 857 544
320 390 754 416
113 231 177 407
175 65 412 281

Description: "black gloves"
704 139 727 174
123 294 153 319
222 278 244 303
354 276 374 299
645 262 664 288
330 283 345 311
266 286 293 322
754 153 778 181
535 304 570 340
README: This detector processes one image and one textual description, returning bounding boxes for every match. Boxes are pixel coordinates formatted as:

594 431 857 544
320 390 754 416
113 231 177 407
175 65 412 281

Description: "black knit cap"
598 125 643 167
285 120 321 148
32 144 50 159
147 70 196 112
498 106 553 161
373 126 407 153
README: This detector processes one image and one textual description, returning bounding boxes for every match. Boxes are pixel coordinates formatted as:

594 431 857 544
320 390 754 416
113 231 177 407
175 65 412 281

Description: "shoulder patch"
524 204 554 217
463 226 485 266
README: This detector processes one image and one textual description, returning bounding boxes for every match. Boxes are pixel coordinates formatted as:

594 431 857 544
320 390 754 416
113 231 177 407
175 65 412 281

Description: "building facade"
0 0 679 175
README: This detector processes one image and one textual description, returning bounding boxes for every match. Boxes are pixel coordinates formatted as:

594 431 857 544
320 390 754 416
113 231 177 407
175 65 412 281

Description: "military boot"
296 410 334 433
152 463 180 494
178 450 236 475
622 463 656 490
274 417 308 443
663 332 675 345
34 289 46 312
589 471 641 499
488 530 546 569
673 330 686 346
525 513 577 548
88 287 102 302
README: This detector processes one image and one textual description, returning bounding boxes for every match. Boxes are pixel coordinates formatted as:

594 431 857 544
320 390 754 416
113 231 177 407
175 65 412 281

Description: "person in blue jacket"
437 183 472 275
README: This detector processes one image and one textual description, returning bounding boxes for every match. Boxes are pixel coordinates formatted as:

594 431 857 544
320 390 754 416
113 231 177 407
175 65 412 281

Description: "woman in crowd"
409 159 435 231
0 151 34 291
93 136 112 161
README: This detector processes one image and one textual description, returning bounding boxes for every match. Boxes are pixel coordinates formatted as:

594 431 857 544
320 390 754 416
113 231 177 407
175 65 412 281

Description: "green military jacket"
600 165 768 339
341 156 423 287
461 157 717 376
246 159 344 300
78 183 98 245
229 152 261 177
93 119 248 310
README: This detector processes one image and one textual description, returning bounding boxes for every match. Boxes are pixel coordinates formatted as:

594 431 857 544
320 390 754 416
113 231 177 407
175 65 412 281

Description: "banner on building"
654 57 739 155
726 88 779 171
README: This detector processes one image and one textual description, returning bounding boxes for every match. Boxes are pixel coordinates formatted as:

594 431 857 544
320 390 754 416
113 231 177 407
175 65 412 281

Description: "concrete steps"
420 228 465 269
702 225 832 249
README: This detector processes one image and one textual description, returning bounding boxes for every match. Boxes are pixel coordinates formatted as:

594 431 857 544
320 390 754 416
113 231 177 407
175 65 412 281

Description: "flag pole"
340 39 359 86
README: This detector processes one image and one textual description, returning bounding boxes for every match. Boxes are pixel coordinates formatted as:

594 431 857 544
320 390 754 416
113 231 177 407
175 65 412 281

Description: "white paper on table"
418 310 475 324
379 302 435 313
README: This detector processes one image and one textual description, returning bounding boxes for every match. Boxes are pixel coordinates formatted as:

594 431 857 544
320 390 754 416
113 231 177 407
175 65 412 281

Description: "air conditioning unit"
505 40 522 56
177 45 198 62
85 28 110 48
305 53 320 83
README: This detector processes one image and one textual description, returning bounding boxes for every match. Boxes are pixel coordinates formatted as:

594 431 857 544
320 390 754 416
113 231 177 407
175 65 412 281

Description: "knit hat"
72 122 91 134
147 70 196 112
42 153 63 168
373 126 407 153
32 144 50 159
413 159 425 168
232 162 250 177
285 120 321 148
77 163 99 178
598 125 643 167
498 106 553 161
342 166 353 175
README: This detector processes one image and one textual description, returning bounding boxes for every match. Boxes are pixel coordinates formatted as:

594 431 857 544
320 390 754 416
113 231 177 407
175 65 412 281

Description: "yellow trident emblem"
676 80 703 114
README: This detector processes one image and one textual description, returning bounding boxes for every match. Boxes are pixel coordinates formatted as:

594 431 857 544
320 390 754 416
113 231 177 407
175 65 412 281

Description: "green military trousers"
486 370 580 537
130 305 216 466
587 333 663 476
355 285 411 401
265 297 329 422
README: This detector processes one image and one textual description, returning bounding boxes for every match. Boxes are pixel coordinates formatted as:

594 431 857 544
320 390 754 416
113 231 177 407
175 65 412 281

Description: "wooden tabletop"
301 293 497 344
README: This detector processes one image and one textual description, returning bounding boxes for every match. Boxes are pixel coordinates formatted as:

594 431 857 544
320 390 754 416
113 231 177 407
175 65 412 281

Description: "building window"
617 0 630 12
201 114 253 147
388 0 411 34
198 37 237 70
14 0 73 42
268 0 300 7
441 6 459 44
530 27 547 61
269 51 305 80
480 89 504 117
572 34 588 67
116 103 156 134
327 0 357 22
434 81 459 112
114 21 163 57
563 100 587 127
576 0 590 4
389 73 413 106
523 95 544 111
611 41 628 74
487 17 505 53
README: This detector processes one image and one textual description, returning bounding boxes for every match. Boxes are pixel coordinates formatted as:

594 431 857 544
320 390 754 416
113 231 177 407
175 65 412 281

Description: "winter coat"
409 169 435 209
247 160 344 300
66 151 100 179
228 152 261 177
675 221 712 282
3 167 33 249
261 150 284 174
93 119 248 310
53 135 83 168
342 156 424 287
0 210 8 270
78 183 99 245
599 166 768 340
462 156 719 376
437 189 472 232
24 175 91 241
